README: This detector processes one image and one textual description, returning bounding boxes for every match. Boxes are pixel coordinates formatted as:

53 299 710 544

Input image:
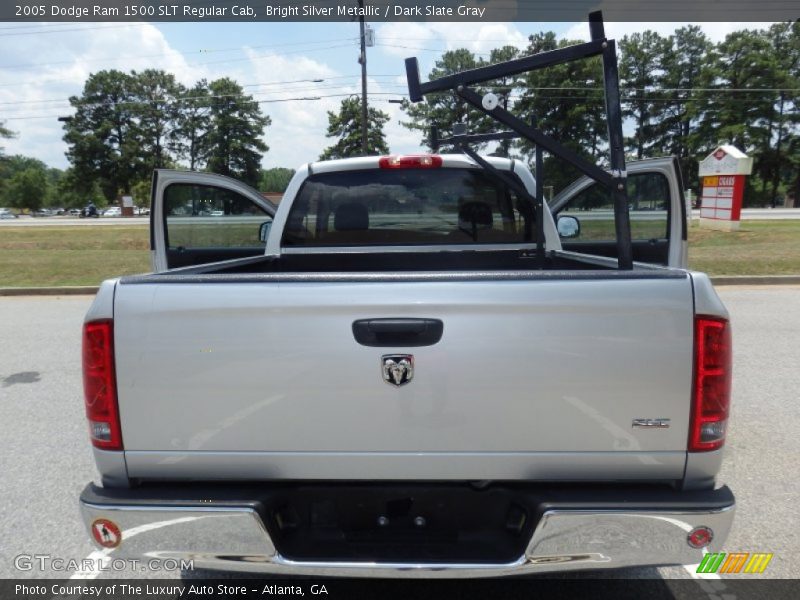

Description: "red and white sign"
700 175 744 221
698 145 751 231
699 145 752 178
91 518 122 548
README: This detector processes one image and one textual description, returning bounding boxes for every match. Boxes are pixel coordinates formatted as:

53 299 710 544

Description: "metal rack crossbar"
404 11 633 270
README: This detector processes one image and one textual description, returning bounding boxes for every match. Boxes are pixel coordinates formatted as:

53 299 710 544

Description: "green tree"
0 122 16 200
63 70 142 200
401 49 489 149
515 34 607 193
0 154 48 176
319 97 389 160
690 28 792 205
619 31 670 160
0 120 14 156
0 155 48 207
43 167 65 207
129 178 153 208
788 133 800 206
486 45 523 157
131 69 182 173
654 26 713 190
689 30 774 158
6 167 48 212
56 167 104 208
174 80 211 170
205 78 270 187
259 167 295 192
758 22 800 206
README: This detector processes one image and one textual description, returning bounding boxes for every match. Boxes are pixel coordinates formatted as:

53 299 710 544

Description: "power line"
0 40 357 74
0 75 407 108
3 82 796 112
0 78 341 106
1 92 404 121
379 37 527 43
0 41 357 88
376 43 494 58
0 80 368 110
0 37 357 70
0 23 152 36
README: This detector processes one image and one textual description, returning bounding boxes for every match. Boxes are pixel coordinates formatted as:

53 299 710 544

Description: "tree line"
62 70 271 200
0 154 296 212
0 69 296 211
2 22 798 210
402 23 800 206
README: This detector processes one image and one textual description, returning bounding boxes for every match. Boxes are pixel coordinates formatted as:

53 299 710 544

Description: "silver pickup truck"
78 153 734 577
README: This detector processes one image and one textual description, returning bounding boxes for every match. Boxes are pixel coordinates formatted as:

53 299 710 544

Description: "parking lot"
0 287 798 589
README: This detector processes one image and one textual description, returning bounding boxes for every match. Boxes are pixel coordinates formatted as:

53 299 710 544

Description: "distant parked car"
0 212 18 219
68 208 82 216
52 207 66 216
79 204 99 218
32 208 52 217
102 206 122 217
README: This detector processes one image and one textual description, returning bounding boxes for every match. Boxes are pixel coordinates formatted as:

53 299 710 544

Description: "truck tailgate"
113 274 694 481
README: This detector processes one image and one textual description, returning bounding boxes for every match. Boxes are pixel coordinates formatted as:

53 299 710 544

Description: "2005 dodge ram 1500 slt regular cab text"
78 153 734 576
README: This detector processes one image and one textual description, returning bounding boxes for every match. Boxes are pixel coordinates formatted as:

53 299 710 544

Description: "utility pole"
357 0 368 155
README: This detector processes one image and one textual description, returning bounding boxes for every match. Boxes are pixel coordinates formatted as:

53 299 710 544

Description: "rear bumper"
79 482 735 578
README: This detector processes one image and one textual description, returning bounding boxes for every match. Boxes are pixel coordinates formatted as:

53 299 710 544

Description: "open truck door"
150 170 276 272
550 157 688 268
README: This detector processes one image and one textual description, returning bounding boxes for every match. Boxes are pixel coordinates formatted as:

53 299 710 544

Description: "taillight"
82 320 122 450
378 154 442 169
690 316 732 452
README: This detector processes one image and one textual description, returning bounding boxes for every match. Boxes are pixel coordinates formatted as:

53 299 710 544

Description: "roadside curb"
2 276 800 296
710 275 800 286
0 286 100 296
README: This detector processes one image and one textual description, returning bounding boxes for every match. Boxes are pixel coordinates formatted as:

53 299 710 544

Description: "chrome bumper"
79 484 735 578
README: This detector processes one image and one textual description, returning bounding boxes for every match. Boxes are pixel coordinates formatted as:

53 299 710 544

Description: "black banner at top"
2 0 799 23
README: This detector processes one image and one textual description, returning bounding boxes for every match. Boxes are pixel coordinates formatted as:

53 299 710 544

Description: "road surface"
0 287 798 588
2 208 800 227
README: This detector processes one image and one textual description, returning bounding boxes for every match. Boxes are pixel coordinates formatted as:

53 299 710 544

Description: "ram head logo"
382 355 414 386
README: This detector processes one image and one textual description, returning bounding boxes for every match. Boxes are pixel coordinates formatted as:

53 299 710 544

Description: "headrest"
458 201 493 231
334 202 369 231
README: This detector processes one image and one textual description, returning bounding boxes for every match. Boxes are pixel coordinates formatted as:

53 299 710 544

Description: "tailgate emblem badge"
632 418 671 429
382 355 414 386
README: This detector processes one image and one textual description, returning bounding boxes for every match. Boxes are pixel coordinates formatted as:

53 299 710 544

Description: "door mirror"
557 215 580 239
259 220 273 243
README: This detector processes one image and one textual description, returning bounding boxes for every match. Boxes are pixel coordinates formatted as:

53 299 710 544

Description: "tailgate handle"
352 318 443 347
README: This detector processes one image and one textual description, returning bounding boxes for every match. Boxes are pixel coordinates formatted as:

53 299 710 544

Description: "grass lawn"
0 220 798 287
688 220 800 276
0 226 150 287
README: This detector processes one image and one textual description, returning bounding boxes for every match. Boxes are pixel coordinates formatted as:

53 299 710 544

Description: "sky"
0 19 775 172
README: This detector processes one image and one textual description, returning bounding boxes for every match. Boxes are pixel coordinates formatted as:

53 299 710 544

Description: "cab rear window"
281 168 534 247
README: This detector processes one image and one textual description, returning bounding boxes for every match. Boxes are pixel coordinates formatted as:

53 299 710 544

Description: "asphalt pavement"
0 288 798 588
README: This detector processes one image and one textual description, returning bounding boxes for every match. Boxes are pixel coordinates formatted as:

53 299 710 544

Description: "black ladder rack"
404 10 633 270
